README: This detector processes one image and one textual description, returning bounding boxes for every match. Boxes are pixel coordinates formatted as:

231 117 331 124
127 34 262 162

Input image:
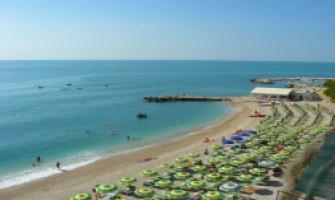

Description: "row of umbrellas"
70 104 331 200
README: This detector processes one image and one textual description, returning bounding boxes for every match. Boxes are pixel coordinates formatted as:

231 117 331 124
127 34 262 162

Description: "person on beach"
56 161 61 169
36 156 41 162
204 148 209 155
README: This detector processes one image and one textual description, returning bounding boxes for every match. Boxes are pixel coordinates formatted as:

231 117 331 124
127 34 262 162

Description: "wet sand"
0 99 263 200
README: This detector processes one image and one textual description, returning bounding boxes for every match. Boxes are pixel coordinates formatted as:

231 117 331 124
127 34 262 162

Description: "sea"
0 60 334 189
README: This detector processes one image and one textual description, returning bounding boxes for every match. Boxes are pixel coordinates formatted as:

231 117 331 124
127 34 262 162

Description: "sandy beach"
0 99 263 200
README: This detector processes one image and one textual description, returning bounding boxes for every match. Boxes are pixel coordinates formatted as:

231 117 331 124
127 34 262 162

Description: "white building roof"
251 87 293 96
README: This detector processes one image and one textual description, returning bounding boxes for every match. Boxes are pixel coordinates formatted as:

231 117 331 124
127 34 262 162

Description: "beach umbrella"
249 168 267 176
206 158 220 165
236 174 253 182
175 157 188 163
120 177 137 185
231 136 243 141
179 161 193 168
205 182 221 191
155 180 173 188
219 181 241 192
219 166 234 174
141 169 158 177
202 191 223 200
186 180 205 191
191 172 203 179
246 130 257 134
258 160 277 169
253 176 267 186
239 132 250 137
70 192 92 200
271 154 287 163
134 188 154 198
169 190 189 200
187 152 200 158
96 184 117 193
160 163 174 169
223 140 234 144
191 165 207 173
230 159 245 166
211 144 223 151
205 173 222 182
174 172 191 180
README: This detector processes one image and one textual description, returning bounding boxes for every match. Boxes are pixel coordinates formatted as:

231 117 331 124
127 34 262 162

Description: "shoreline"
0 102 235 190
0 99 261 200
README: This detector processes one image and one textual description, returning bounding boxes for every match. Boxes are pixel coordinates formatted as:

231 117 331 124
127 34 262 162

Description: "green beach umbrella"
249 168 267 176
258 160 277 169
160 163 174 169
175 157 188 163
155 180 174 188
206 158 220 165
120 177 137 185
186 180 205 191
205 182 221 191
205 173 222 182
187 152 200 158
202 191 223 200
253 176 267 186
271 154 287 163
230 159 245 166
70 192 92 200
219 166 234 174
134 188 155 198
174 172 191 180
211 144 223 151
141 169 158 177
191 165 207 173
96 184 117 193
169 190 189 200
236 174 253 182
179 161 193 168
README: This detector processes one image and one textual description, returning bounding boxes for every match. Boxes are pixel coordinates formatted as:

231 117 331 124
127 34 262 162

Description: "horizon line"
0 59 334 64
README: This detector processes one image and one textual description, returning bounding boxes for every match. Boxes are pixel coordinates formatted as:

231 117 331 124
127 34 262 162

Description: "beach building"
250 87 294 101
250 87 320 101
292 88 321 101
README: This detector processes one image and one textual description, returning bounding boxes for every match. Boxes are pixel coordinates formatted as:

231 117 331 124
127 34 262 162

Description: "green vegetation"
324 80 335 101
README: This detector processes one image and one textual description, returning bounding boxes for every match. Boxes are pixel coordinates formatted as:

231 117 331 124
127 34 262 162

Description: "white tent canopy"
251 87 293 96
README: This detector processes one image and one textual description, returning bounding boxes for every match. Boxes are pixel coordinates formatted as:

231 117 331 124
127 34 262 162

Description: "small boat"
66 83 72 86
137 113 148 119
37 85 44 89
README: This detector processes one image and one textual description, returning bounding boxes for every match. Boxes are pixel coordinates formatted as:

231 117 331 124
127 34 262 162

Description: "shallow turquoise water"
0 60 334 188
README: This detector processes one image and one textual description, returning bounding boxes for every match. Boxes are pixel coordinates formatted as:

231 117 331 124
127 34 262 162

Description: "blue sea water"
0 60 334 188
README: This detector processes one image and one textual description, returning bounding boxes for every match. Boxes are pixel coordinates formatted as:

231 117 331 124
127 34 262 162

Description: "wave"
0 151 100 189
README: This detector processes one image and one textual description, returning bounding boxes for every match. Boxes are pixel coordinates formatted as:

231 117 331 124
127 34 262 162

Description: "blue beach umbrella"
223 140 234 144
246 130 257 135
239 132 250 137
231 136 243 141
219 181 241 192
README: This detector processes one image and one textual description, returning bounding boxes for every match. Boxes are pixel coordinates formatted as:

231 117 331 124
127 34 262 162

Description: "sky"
0 0 334 61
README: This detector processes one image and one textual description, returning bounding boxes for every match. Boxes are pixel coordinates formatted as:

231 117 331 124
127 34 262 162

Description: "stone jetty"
143 95 230 102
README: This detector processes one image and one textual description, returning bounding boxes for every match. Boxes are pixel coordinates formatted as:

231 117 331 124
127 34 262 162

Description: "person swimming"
36 156 41 162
